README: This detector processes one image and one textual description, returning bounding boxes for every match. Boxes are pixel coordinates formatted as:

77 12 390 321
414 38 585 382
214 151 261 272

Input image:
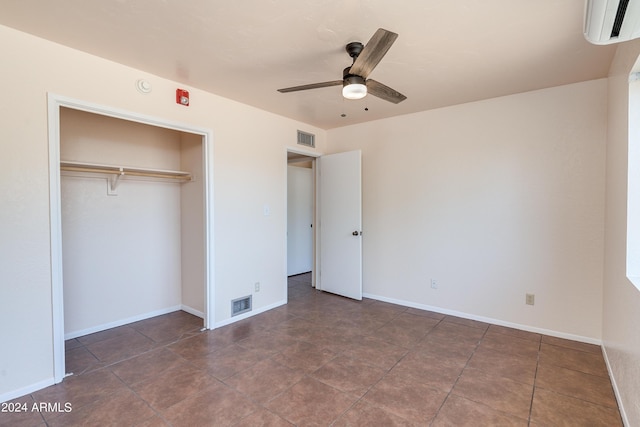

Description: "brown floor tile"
110 347 186 386
255 306 296 330
333 400 417 426
535 363 618 408
236 330 298 356
531 388 623 426
76 325 134 345
414 332 478 364
190 343 267 380
134 415 171 426
167 329 235 360
466 346 537 385
234 407 294 426
0 395 45 427
452 367 534 420
31 369 128 417
478 330 540 359
357 301 407 323
13 274 623 426
428 321 486 346
46 388 155 427
443 315 490 330
266 376 357 426
161 381 259 427
311 355 386 397
302 327 358 353
405 307 446 320
432 394 528 426
386 312 442 332
268 317 320 341
271 341 336 373
130 312 203 344
369 321 431 348
341 335 408 370
84 328 156 364
487 324 542 343
539 343 609 377
214 318 267 343
132 363 219 410
541 335 601 354
64 338 83 350
224 359 305 404
387 351 465 393
328 315 389 335
64 346 103 375
362 374 448 424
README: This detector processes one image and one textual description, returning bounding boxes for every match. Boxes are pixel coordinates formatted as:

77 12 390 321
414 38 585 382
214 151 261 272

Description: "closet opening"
48 95 214 383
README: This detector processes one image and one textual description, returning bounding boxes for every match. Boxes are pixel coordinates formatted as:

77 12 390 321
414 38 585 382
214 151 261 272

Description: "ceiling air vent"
231 295 252 317
297 130 315 148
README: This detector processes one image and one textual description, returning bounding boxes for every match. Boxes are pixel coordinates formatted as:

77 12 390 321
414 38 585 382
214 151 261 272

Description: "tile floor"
1 273 623 426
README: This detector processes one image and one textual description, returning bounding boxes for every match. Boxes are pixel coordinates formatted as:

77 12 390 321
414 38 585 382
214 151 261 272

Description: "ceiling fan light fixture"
342 75 367 100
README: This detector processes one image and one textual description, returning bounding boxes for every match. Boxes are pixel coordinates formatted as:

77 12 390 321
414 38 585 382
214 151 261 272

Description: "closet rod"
60 165 191 181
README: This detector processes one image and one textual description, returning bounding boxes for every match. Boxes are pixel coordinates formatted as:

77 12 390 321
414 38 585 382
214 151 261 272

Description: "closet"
59 107 206 338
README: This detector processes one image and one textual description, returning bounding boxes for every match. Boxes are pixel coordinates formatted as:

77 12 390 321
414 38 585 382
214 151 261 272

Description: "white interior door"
318 150 362 300
287 165 313 275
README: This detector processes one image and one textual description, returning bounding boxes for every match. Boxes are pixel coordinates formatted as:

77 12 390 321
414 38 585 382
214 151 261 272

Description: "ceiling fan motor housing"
343 67 366 86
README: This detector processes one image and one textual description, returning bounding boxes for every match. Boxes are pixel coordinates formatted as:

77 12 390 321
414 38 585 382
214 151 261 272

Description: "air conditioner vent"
297 130 315 148
585 0 640 45
231 295 252 316
611 0 630 37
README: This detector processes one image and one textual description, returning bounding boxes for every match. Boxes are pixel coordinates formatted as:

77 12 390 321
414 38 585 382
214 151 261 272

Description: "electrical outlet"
526 293 535 305
255 282 260 292
431 279 438 289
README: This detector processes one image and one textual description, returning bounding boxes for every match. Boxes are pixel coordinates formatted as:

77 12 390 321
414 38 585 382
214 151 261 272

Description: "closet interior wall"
60 108 204 338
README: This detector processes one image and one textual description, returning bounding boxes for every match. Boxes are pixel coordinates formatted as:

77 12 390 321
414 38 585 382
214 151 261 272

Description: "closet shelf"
60 161 193 193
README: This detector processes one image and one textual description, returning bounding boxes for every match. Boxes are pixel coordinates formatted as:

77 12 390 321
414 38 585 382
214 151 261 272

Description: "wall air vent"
231 295 252 316
297 130 315 148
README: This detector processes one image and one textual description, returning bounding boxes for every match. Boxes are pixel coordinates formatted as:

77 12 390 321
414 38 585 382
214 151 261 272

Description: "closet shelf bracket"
108 169 125 195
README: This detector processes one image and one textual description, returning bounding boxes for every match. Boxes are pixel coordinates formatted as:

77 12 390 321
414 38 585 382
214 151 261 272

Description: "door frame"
285 147 320 290
48 93 215 383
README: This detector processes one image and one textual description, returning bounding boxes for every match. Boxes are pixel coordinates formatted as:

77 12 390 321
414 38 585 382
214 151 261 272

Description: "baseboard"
601 345 630 426
0 378 55 404
214 299 287 328
64 305 182 340
363 292 602 345
180 304 204 319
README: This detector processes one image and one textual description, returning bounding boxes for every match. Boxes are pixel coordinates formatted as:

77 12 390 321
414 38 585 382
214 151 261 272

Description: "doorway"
286 149 317 292
48 94 215 383
286 148 364 301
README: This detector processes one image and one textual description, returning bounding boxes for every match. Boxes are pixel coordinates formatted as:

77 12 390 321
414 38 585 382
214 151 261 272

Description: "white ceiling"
0 0 617 129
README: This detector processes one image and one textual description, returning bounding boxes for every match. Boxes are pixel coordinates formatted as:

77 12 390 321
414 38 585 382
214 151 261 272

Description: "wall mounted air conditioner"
585 0 640 44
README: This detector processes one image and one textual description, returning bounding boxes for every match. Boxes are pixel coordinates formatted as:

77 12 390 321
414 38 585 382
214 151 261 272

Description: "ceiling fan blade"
349 28 398 79
278 80 343 93
366 79 407 104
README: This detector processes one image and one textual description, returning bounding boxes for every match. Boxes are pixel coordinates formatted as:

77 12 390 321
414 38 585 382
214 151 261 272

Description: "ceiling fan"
277 28 407 104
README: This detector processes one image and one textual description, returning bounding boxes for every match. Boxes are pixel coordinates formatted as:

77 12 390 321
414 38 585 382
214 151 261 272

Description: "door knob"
352 230 361 236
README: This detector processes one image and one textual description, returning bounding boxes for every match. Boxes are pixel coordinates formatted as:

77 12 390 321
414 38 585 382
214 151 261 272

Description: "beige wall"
602 39 640 426
0 24 326 400
327 79 608 341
